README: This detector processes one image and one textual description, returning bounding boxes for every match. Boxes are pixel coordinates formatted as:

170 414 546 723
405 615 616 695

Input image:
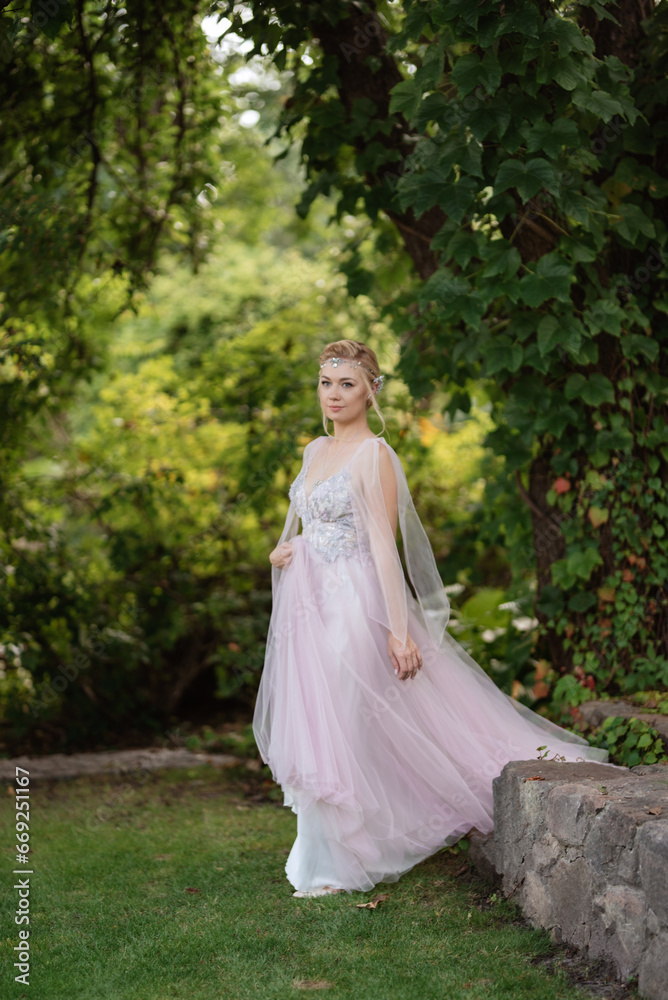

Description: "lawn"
0 764 617 1000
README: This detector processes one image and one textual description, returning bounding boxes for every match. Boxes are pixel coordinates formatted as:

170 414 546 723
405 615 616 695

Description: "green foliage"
0 0 221 311
226 0 668 713
4 0 668 750
588 715 668 767
1 159 502 750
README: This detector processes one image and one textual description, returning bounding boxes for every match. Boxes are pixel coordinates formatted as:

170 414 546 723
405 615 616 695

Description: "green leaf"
543 16 594 55
30 0 73 38
494 158 560 201
560 187 592 225
445 230 481 268
389 79 423 119
396 169 451 216
519 254 572 307
537 316 562 356
536 585 564 617
564 373 587 399
450 53 485 97
437 177 478 224
613 203 656 242
481 244 522 280
581 373 615 406
620 334 659 362
572 88 625 123
567 547 604 581
414 44 445 91
552 59 589 91
568 591 598 612
535 401 579 438
485 339 523 376
418 270 469 308
525 119 580 157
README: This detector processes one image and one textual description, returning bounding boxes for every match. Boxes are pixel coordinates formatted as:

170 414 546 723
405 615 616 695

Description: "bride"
253 339 612 899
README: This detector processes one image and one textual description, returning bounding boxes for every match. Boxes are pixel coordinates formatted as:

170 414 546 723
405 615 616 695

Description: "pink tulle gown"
253 435 615 895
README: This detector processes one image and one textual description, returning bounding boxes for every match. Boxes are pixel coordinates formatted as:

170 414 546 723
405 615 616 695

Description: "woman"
253 339 613 899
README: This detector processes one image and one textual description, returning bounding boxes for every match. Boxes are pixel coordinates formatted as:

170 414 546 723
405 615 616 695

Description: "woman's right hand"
269 541 294 569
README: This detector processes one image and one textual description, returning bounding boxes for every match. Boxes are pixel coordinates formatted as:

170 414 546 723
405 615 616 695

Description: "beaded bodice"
289 464 373 565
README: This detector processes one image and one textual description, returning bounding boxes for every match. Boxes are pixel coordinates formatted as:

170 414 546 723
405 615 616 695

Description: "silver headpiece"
318 357 386 394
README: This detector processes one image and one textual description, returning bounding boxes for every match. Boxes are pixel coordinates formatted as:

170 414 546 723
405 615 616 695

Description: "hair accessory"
319 357 385 395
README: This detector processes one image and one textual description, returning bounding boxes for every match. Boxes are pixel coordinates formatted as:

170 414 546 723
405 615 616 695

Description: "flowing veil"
266 433 609 763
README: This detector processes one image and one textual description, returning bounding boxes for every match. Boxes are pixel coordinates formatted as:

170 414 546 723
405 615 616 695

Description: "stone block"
638 821 668 926
493 760 618 890
467 828 501 886
530 831 564 873
638 932 668 1000
546 783 609 846
584 799 654 873
591 886 647 979
521 870 553 928
543 856 593 949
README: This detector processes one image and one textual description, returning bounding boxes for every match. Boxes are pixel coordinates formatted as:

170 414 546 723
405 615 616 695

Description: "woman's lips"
329 405 343 410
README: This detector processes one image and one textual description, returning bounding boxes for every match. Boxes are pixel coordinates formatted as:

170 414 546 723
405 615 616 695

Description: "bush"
588 715 668 768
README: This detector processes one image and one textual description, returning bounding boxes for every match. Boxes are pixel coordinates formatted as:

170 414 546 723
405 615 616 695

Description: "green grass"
0 765 600 1000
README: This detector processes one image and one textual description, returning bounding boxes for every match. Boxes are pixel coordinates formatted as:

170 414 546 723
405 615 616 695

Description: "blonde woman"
253 339 615 898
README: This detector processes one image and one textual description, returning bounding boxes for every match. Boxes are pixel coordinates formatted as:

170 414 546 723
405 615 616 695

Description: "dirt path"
0 746 245 782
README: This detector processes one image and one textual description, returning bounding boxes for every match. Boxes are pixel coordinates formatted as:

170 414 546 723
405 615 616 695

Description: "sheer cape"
272 435 451 651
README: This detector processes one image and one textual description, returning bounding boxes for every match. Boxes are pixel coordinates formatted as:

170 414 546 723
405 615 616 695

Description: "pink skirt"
253 534 618 893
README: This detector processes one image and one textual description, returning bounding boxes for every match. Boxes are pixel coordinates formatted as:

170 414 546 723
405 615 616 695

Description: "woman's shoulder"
350 435 401 471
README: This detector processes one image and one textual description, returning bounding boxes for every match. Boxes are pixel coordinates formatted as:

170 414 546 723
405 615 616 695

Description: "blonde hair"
317 339 387 438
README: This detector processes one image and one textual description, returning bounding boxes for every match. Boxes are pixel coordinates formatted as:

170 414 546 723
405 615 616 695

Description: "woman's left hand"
388 633 422 680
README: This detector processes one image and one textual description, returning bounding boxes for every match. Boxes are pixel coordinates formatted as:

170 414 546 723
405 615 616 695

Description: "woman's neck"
331 422 371 441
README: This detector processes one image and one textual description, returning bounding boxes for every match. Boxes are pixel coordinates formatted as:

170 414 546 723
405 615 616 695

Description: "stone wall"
468 760 668 1000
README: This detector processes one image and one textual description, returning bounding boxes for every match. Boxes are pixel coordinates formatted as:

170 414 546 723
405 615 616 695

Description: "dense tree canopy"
1 0 667 752
220 0 668 703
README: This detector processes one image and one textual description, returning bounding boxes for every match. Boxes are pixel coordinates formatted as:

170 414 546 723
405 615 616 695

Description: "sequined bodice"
289 464 373 565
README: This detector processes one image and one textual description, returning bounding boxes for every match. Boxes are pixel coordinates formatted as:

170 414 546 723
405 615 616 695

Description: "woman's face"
318 362 370 423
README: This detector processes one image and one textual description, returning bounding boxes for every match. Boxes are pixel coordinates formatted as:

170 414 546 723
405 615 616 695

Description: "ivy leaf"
568 591 598 612
485 338 523 375
535 401 579 437
560 187 592 224
581 373 615 406
587 506 610 528
525 119 580 156
620 334 659 362
572 88 625 123
437 177 478 223
543 17 593 55
30 0 73 39
450 53 483 97
481 244 522 280
519 254 572 307
564 373 587 399
566 547 604 581
418 270 469 309
552 59 590 91
389 79 423 119
396 169 451 216
494 158 560 201
414 45 445 91
537 316 562 356
445 230 482 268
536 585 564 617
613 203 656 242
